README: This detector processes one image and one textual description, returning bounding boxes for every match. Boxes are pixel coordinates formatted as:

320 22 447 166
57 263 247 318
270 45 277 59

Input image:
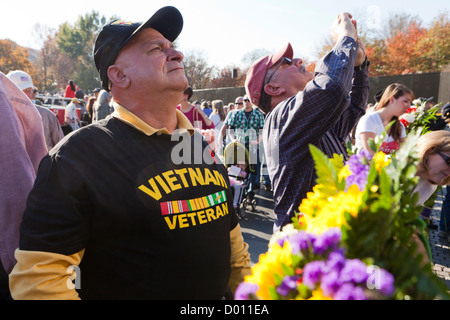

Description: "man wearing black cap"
427 102 450 131
10 6 250 300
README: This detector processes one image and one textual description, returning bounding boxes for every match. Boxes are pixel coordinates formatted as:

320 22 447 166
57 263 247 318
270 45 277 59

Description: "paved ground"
238 188 275 265
240 186 450 292
429 190 450 290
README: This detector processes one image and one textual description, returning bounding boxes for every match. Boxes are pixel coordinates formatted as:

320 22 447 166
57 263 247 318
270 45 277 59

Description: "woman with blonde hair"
414 130 450 206
355 83 414 154
210 100 226 146
409 130 450 264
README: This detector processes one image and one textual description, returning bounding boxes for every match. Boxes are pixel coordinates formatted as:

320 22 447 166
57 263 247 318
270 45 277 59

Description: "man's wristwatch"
354 56 370 70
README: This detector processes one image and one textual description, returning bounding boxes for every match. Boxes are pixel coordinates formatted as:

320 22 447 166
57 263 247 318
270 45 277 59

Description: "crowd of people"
1 6 450 300
35 80 114 130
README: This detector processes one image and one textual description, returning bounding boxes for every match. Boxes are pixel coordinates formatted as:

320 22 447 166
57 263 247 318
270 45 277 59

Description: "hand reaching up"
354 35 367 66
331 12 357 43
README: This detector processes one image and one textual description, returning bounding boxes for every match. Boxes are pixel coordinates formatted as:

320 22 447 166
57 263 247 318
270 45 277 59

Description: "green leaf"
281 262 294 276
368 138 378 153
268 286 280 300
297 284 312 299
309 144 338 191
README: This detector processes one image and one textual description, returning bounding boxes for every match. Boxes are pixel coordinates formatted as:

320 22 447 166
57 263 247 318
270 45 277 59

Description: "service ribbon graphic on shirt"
138 167 230 230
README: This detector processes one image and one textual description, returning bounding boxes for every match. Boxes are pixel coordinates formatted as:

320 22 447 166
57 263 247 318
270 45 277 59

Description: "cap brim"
268 43 294 68
125 6 183 46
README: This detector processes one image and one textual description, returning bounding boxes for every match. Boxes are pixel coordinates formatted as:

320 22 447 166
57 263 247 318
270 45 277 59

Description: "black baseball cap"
442 103 450 119
93 6 183 91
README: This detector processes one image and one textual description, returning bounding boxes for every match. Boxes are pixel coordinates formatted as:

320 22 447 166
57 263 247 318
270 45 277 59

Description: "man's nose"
293 58 303 66
167 48 184 62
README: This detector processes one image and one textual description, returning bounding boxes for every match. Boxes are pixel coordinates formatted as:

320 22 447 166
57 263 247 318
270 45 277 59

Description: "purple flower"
340 259 369 284
276 238 286 248
357 149 373 162
320 269 343 296
313 228 342 254
234 282 259 300
333 283 367 300
287 232 317 255
325 250 346 271
277 275 300 297
377 269 395 296
303 260 325 289
345 150 372 191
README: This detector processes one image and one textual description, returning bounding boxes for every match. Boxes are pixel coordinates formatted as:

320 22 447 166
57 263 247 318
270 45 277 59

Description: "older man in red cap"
245 13 370 231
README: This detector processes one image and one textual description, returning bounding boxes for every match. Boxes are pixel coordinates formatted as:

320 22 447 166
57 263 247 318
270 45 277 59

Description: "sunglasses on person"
437 151 450 167
236 102 244 105
244 99 250 102
264 56 293 85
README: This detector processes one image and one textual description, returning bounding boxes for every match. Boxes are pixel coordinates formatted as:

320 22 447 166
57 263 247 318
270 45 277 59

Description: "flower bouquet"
236 131 450 300
399 99 439 134
236 226 395 300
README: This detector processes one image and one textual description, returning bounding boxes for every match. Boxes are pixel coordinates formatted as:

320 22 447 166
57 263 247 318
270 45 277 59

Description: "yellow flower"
245 242 293 300
300 185 364 234
308 289 333 300
298 184 328 217
338 165 352 180
294 288 333 300
373 151 391 171
339 184 364 217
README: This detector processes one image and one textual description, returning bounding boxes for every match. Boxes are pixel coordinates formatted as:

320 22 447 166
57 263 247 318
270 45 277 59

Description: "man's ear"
264 83 285 97
107 65 130 89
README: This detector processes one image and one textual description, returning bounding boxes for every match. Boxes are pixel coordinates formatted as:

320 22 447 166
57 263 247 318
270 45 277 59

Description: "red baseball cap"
245 43 293 107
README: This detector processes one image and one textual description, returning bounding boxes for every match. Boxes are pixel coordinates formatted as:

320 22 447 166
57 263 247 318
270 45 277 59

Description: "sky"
1 0 449 69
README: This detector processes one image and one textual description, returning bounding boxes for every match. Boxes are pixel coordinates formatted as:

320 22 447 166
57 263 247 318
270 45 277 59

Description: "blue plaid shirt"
263 36 369 230
227 108 265 146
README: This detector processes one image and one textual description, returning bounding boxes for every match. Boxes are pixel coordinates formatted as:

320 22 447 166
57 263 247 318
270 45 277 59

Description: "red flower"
399 118 410 127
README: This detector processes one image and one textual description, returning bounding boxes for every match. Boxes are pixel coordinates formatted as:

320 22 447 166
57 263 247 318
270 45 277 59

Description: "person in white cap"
64 98 82 131
0 72 47 300
7 70 64 151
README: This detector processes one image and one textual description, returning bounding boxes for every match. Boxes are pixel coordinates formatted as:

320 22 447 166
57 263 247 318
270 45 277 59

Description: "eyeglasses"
244 99 250 102
437 151 450 167
236 102 243 105
264 57 292 86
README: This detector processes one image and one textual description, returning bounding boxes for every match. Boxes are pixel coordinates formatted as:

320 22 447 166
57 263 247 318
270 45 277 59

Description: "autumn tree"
363 40 383 76
183 50 214 89
367 12 449 76
31 29 75 93
315 12 449 76
413 13 450 72
240 48 271 70
57 11 107 90
382 13 420 39
0 40 36 78
31 24 59 91
210 66 245 88
384 21 427 74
